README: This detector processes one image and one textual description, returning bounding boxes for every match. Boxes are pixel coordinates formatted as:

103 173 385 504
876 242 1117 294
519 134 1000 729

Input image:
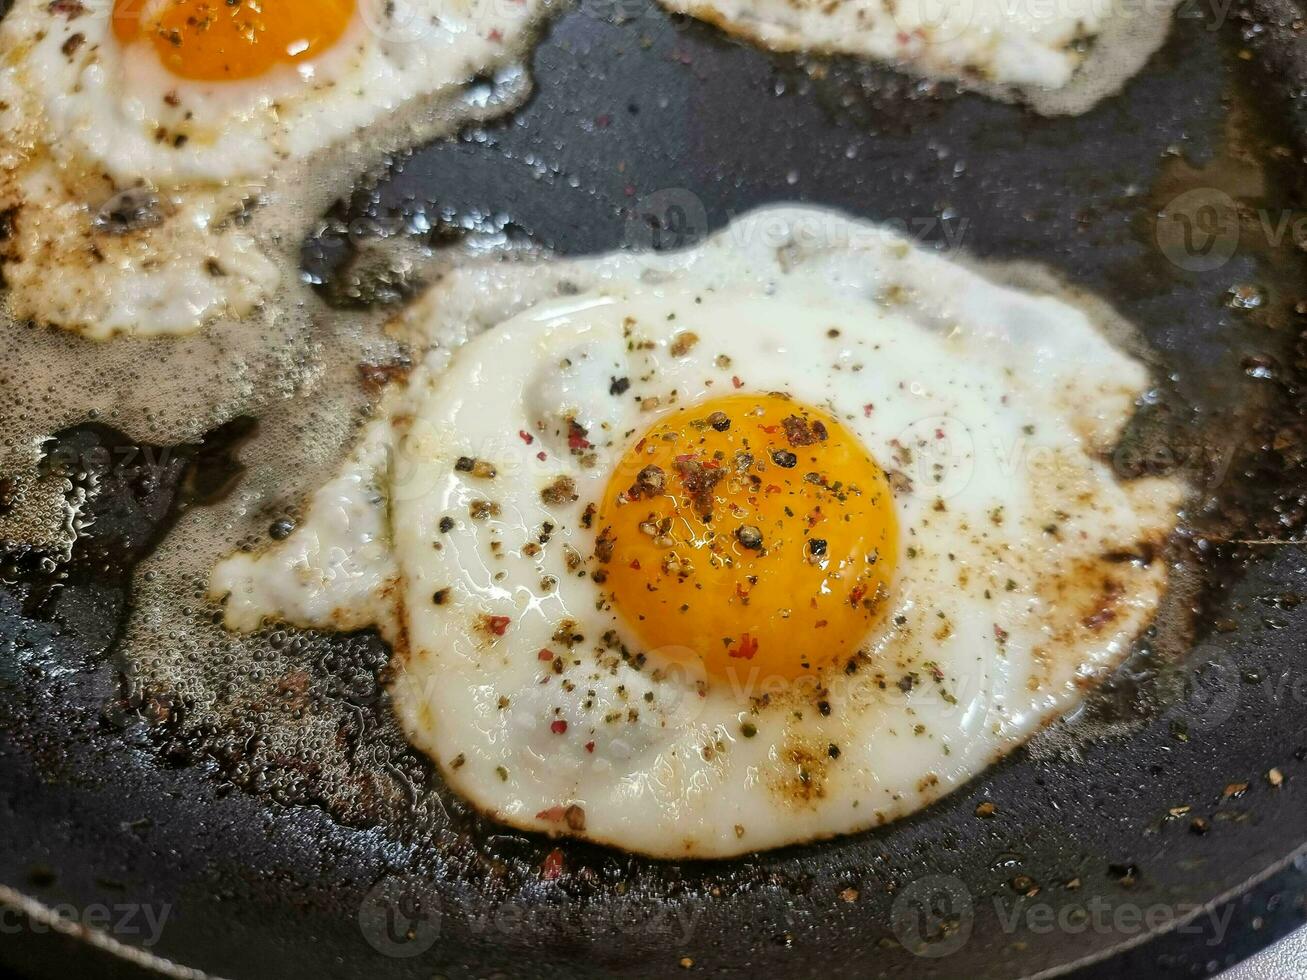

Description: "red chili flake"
994 624 1009 643
541 848 565 880
519 430 535 445
536 451 547 461
584 741 595 753
863 403 875 417
729 633 759 660
488 27 503 41
896 30 911 44
551 719 568 734
624 185 636 197
595 113 612 128
735 583 751 600
567 420 592 450
629 559 641 570
760 424 779 434
675 453 696 462
807 508 825 526
815 619 828 628
849 584 867 606
732 376 744 389
538 648 554 661
487 615 511 636
935 428 945 440
765 484 782 494
49 0 86 16
537 805 567 821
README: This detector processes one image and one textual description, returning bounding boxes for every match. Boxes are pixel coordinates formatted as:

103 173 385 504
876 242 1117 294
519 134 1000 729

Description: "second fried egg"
0 0 551 337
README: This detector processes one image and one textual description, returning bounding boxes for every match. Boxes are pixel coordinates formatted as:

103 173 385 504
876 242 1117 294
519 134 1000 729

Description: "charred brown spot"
357 358 411 395
1102 541 1158 566
772 743 829 805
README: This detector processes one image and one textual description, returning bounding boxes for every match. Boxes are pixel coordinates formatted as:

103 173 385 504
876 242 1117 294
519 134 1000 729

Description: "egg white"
211 206 1184 858
0 0 553 337
661 0 1178 115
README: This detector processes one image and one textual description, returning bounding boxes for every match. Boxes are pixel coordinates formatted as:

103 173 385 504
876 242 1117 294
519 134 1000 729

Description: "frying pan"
4 0 1307 975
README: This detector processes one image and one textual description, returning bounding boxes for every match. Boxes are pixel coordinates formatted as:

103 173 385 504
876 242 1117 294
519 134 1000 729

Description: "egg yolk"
595 393 898 687
112 0 355 82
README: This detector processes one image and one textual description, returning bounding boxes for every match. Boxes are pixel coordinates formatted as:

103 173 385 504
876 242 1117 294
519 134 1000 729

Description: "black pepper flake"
707 411 731 432
609 376 631 396
771 449 798 469
541 476 579 505
808 538 827 558
818 700 831 716
827 744 841 759
781 414 828 447
740 722 757 738
433 588 450 605
628 464 666 500
735 525 763 550
454 457 496 479
439 516 455 533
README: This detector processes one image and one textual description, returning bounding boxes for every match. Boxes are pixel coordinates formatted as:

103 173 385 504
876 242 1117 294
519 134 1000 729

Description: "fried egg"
660 0 1177 114
0 0 552 337
210 206 1184 858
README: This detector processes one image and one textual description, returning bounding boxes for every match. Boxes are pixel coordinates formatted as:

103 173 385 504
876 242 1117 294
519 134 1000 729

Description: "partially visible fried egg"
210 206 1185 858
660 0 1177 114
0 0 552 337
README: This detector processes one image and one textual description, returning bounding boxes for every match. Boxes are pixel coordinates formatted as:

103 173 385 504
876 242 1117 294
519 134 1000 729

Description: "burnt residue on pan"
6 1 1307 978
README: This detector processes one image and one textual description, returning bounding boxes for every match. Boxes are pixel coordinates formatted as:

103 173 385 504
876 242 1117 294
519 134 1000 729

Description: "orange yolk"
112 0 355 82
595 393 898 686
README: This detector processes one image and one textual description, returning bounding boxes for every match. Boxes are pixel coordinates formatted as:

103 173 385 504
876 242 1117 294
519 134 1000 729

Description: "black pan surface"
4 0 1307 976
